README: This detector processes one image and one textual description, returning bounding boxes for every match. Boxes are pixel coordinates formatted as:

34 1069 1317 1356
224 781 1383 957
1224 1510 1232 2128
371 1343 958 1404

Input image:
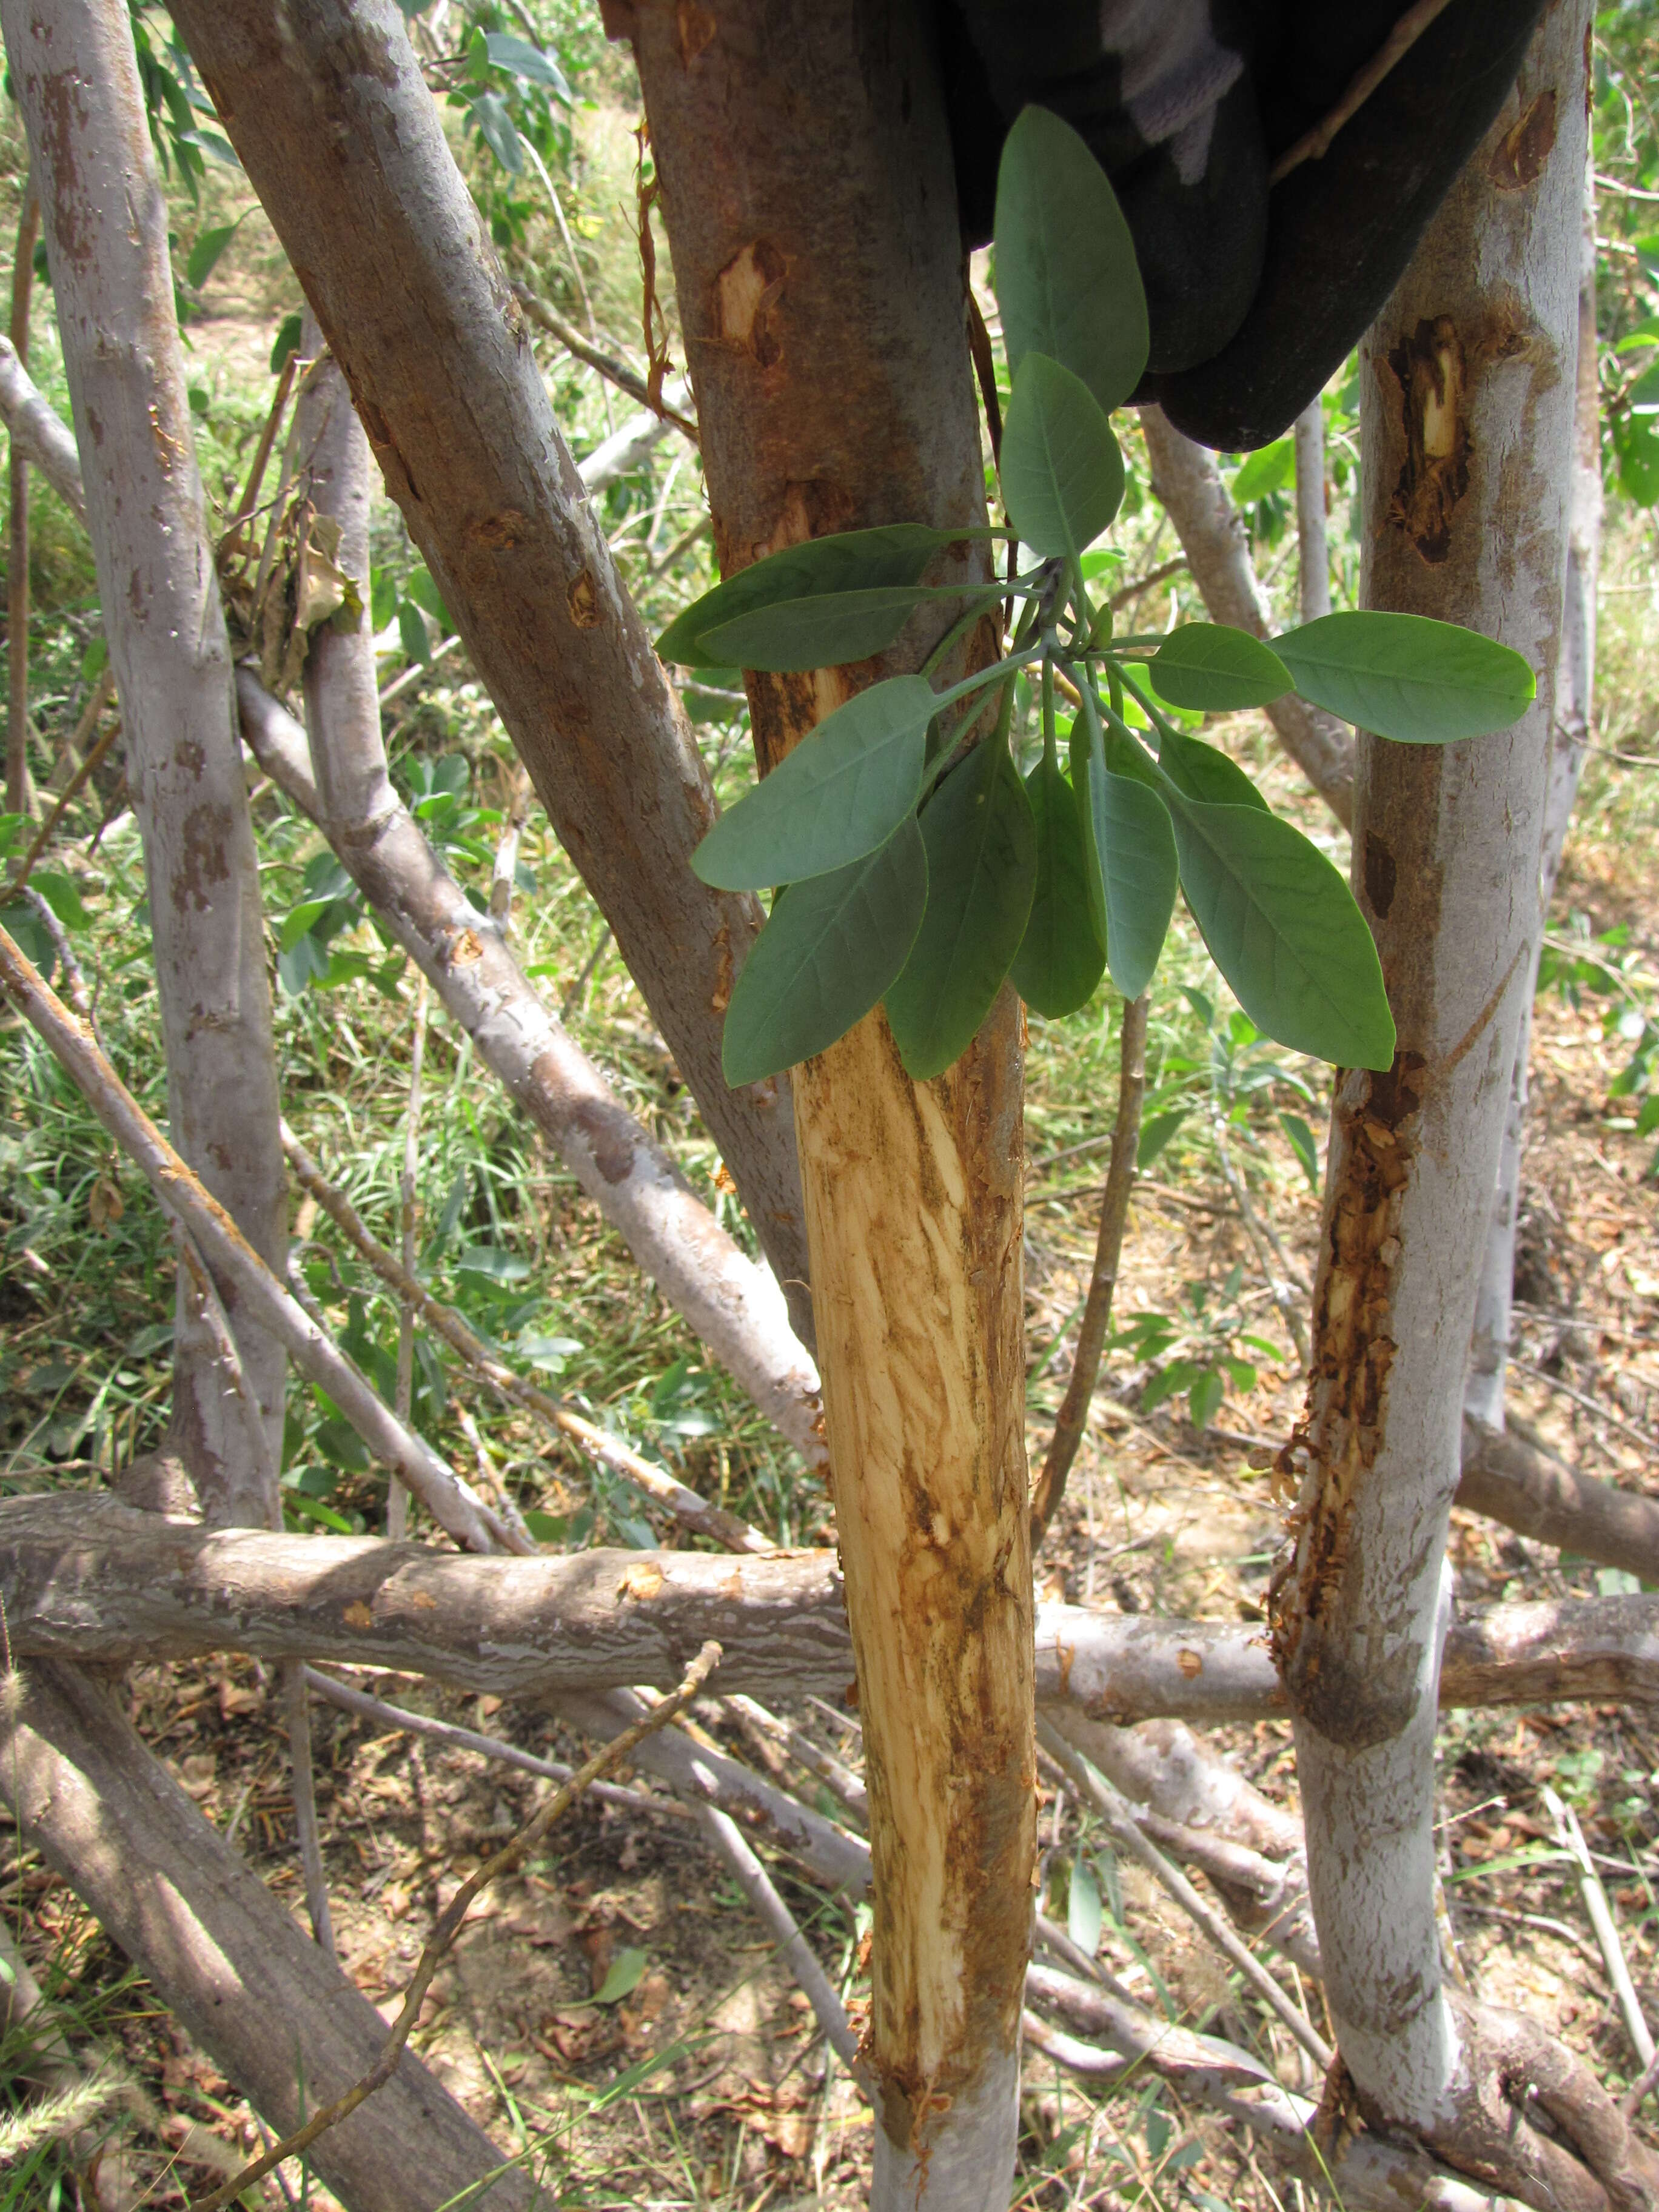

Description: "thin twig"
280 1120 773 1554
513 283 697 442
226 351 297 549
302 1666 692 1820
1 707 123 903
1513 1358 1659 1455
283 1662 337 1958
695 1803 859 2066
723 1693 868 1825
6 176 39 819
0 922 515 1554
560 923 612 1021
1211 1118 1310 1370
1269 0 1456 183
389 976 428 1541
44 660 116 796
1031 995 1147 1544
1545 1785 1655 2070
1036 1715 1333 2071
1109 554 1189 612
186 1642 723 2212
965 286 1002 470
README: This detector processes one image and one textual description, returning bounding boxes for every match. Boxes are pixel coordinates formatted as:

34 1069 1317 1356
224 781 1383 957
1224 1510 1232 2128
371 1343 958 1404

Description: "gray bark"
239 674 825 1460
1140 405 1355 827
0 1492 1651 1721
1466 149 1603 1433
0 1661 550 2211
4 0 287 1518
1273 6 1590 2177
165 0 814 1346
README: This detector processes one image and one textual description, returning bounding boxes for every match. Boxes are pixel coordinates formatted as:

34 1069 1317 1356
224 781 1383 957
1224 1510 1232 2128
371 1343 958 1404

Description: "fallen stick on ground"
187 1642 722 2212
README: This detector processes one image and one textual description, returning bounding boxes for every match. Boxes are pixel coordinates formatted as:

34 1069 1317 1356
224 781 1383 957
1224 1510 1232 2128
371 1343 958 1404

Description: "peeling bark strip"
623 7 1033 2199
0 1492 1652 1721
2 0 287 1513
238 676 824 1461
0 1663 549 2212
1273 5 1590 2180
164 0 814 1346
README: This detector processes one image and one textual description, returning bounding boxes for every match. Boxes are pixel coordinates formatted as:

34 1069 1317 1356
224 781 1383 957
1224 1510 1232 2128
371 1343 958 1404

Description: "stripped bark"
1466 149 1603 1433
0 919 515 1553
6 179 38 817
239 674 825 1460
166 0 814 1342
4 0 287 1515
1139 406 1355 828
1 1492 1652 1722
623 7 1033 2200
1270 16 1621 2200
0 1661 551 2212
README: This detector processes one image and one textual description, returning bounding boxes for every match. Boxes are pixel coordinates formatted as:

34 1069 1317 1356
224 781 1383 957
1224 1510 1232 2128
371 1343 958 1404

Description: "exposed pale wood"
625 8 1033 2197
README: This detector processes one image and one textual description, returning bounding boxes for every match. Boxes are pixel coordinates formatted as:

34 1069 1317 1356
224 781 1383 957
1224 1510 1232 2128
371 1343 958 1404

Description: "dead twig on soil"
187 1640 722 2212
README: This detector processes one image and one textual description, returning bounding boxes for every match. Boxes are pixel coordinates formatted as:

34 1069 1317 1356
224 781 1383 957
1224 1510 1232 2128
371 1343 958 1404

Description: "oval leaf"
722 817 927 1086
1148 625 1292 714
994 106 1149 413
885 740 1037 1081
1273 611 1536 743
656 525 970 667
1167 797 1395 1070
700 585 938 673
1011 751 1105 1019
1152 720 1270 813
1070 717 1178 1002
694 676 934 891
1000 354 1124 563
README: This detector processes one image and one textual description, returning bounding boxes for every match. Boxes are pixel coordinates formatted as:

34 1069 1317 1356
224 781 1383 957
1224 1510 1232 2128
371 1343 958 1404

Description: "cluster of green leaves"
1592 7 1659 504
1539 913 1659 1172
660 109 1535 1090
1111 1265 1281 1435
371 558 453 671
0 816 91 986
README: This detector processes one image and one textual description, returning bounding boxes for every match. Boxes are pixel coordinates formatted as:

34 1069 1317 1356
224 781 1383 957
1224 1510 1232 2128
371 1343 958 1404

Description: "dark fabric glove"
941 0 1550 449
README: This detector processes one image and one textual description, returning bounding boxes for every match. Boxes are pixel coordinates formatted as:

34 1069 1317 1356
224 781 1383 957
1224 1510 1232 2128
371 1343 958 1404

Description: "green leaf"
370 568 398 631
397 600 431 666
1278 1109 1320 1190
993 105 1148 412
186 221 238 290
592 1948 649 2006
1067 1848 1103 1957
721 817 927 1085
1229 437 1295 504
699 586 948 675
885 740 1037 1080
1011 751 1104 1018
1150 720 1270 813
1273 612 1535 743
1136 1109 1188 1169
1188 1369 1223 1432
270 311 303 375
1000 354 1123 563
1148 625 1292 714
483 30 572 99
28 870 88 932
405 565 451 631
656 526 970 668
1070 717 1178 1002
471 89 524 173
1167 797 1395 1069
693 676 934 891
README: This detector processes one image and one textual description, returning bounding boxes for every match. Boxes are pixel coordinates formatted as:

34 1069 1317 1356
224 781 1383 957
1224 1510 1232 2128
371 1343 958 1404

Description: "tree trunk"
4 0 287 1518
1272 7 1593 2190
620 6 1033 2200
1139 406 1355 828
0 1661 550 2212
166 0 815 1347
1465 148 1601 1433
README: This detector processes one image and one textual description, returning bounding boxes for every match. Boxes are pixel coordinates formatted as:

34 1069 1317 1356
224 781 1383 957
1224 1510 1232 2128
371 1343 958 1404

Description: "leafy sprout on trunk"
660 106 1537 1088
